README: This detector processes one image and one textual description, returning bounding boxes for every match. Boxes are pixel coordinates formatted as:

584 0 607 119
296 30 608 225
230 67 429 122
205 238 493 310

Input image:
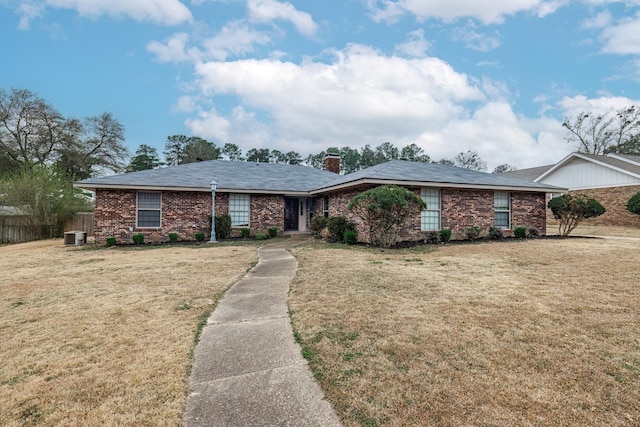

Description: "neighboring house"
75 156 564 245
503 152 640 227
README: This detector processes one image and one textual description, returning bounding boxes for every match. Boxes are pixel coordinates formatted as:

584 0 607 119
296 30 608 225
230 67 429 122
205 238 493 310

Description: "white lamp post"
210 179 217 243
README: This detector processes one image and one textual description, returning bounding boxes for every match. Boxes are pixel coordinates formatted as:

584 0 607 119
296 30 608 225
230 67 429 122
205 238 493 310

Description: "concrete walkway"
184 235 342 427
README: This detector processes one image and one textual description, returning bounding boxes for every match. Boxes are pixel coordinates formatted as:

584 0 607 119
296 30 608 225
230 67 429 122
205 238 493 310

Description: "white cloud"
16 2 44 29
202 21 271 61
366 0 555 25
394 29 431 57
47 0 192 25
247 0 317 37
581 9 612 29
600 13 640 54
147 32 202 63
452 23 501 52
558 94 640 117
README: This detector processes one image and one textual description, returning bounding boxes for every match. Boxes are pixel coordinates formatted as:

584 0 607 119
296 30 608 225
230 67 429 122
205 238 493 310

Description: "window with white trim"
421 188 441 231
494 191 511 229
230 194 250 227
137 192 161 228
323 196 329 218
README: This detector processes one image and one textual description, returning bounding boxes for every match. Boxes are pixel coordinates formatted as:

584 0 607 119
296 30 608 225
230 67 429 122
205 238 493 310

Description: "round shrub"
439 228 452 242
132 234 145 245
195 231 205 242
627 192 640 215
513 226 527 238
343 229 358 244
310 215 327 237
105 237 117 247
256 232 268 240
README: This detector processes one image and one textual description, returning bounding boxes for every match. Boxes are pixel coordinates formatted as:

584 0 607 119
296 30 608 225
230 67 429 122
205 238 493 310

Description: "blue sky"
2 0 640 170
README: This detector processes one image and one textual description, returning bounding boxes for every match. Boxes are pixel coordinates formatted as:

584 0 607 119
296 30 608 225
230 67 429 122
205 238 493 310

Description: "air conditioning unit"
64 231 87 246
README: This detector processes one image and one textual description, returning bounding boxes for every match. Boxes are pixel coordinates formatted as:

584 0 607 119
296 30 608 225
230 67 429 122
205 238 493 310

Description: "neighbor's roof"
536 152 640 182
311 160 565 193
76 160 340 194
501 165 554 182
76 159 566 194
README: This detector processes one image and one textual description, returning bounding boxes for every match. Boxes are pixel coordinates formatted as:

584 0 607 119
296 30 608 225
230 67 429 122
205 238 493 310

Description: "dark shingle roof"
501 165 554 181
77 159 565 193
314 160 563 192
77 160 340 193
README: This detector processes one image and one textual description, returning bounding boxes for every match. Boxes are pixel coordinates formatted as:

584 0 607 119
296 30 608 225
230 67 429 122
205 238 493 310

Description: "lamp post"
210 179 217 243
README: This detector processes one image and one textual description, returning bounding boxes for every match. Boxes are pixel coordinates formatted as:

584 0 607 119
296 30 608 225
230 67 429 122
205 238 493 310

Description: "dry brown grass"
289 237 640 426
0 239 258 426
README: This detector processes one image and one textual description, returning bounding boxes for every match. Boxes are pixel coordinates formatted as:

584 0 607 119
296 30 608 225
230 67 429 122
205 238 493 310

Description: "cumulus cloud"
452 23 501 52
394 29 431 57
147 32 202 63
366 0 555 25
600 13 640 55
48 0 192 24
202 21 271 61
247 0 317 37
558 94 640 117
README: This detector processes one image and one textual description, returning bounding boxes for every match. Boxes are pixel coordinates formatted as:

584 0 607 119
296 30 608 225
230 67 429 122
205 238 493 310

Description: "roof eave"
73 183 311 196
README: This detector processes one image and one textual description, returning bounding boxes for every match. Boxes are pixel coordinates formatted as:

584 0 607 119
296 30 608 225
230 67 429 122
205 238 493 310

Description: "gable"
539 157 640 190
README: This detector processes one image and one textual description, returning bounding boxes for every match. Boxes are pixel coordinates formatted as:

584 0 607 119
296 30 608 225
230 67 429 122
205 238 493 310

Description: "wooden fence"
0 212 94 244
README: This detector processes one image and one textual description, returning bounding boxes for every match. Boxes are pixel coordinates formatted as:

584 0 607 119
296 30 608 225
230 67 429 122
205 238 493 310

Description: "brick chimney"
324 153 340 174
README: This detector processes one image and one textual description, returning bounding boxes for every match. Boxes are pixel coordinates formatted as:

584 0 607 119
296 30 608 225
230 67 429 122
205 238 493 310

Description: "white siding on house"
540 158 640 190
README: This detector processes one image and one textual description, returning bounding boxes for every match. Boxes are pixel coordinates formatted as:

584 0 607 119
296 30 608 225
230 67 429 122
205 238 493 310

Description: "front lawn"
289 237 640 426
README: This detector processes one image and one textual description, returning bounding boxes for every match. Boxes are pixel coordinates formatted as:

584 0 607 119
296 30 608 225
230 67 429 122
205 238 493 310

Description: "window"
137 192 161 228
494 191 510 229
421 188 441 231
230 194 250 227
323 196 329 218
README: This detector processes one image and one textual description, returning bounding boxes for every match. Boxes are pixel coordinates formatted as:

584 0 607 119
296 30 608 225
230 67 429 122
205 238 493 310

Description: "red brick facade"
312 187 547 242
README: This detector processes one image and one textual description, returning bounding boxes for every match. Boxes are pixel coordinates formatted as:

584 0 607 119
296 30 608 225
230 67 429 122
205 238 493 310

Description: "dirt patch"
0 239 258 426
289 237 640 426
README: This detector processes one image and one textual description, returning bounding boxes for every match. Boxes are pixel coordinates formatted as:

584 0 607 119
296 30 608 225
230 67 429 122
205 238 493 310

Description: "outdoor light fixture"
210 179 217 243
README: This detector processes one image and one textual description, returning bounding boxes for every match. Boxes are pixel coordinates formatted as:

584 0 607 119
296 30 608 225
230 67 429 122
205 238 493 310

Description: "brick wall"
315 187 547 242
548 185 640 227
94 190 286 245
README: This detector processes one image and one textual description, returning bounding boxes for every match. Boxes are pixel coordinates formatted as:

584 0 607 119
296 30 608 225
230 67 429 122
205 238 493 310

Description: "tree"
222 143 243 161
282 151 302 165
375 142 399 163
304 151 325 169
164 134 189 166
626 192 640 217
606 133 640 155
492 163 517 174
547 194 605 236
453 150 487 171
563 106 640 155
127 144 162 172
0 164 92 238
400 143 431 162
246 148 270 163
0 88 65 168
437 158 455 166
182 137 221 163
348 184 426 248
340 146 361 174
359 144 377 168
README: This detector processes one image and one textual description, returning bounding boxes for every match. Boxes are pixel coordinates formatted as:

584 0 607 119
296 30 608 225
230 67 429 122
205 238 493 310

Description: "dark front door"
284 197 299 231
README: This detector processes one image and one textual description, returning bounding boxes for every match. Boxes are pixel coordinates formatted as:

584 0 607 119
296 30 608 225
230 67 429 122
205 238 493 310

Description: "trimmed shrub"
439 228 452 242
310 215 327 237
465 227 482 241
488 226 504 240
195 231 205 242
268 227 278 238
105 237 117 247
627 192 640 216
256 232 268 240
527 227 541 238
327 216 354 243
548 194 605 236
215 214 232 239
132 234 145 245
513 226 527 238
343 229 358 245
168 232 179 243
425 231 440 244
240 227 250 238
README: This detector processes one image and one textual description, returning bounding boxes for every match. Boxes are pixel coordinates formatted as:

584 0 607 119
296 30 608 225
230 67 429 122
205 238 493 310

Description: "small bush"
215 214 232 239
488 226 504 240
513 226 527 238
310 215 327 237
168 232 179 243
343 229 358 244
439 228 452 242
132 234 145 245
240 228 250 238
268 227 278 238
255 232 268 240
105 237 117 247
425 231 440 244
627 192 640 216
527 227 541 238
327 216 354 243
195 231 205 242
465 227 482 241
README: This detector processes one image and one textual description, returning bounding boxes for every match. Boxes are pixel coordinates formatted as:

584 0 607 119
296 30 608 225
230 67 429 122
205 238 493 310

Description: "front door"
284 197 299 231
